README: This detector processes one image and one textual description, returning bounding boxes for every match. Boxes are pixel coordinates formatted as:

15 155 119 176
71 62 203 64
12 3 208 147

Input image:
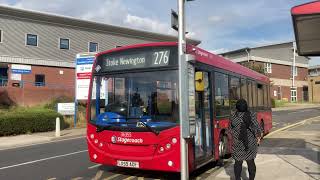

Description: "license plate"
117 160 139 168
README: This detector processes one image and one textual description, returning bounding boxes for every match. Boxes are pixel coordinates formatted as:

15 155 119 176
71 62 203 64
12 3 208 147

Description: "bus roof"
187 44 269 83
96 42 269 84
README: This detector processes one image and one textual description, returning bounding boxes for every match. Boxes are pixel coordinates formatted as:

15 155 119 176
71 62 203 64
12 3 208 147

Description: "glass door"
194 71 213 163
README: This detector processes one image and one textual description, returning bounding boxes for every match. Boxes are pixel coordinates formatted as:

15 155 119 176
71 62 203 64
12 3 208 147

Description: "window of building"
264 62 272 73
240 78 247 102
291 66 298 76
26 34 38 46
247 81 253 107
230 76 240 110
89 42 98 52
0 29 3 43
35 74 45 86
215 72 229 117
60 38 70 50
257 84 264 107
291 88 297 102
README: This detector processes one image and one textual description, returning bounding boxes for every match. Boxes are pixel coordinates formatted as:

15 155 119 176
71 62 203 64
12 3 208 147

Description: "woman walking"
229 99 262 180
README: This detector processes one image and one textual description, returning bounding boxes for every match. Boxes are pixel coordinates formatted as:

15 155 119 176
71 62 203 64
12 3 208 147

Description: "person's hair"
236 99 248 112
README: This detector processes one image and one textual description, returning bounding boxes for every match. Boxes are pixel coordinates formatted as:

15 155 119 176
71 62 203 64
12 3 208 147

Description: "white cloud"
124 14 175 35
209 48 229 54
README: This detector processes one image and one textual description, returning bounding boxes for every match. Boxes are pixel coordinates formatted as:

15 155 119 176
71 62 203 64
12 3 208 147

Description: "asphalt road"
271 107 320 131
0 107 319 180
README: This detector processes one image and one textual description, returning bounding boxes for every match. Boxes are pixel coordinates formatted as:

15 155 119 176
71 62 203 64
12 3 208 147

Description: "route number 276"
153 51 170 65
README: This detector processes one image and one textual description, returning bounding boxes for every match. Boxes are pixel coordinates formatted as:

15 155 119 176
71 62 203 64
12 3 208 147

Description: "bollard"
55 117 60 137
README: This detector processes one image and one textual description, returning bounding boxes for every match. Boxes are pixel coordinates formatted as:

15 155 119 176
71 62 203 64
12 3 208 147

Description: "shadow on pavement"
260 138 320 165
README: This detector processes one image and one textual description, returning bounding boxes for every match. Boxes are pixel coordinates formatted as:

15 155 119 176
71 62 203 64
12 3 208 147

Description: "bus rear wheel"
218 135 228 158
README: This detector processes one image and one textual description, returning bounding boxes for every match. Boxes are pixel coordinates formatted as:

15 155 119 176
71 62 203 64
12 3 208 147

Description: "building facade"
308 65 320 103
0 5 200 106
221 42 309 102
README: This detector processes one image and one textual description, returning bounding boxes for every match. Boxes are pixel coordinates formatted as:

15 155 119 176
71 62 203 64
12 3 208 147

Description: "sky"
0 0 319 66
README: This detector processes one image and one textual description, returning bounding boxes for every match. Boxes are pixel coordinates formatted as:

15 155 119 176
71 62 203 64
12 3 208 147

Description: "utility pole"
293 42 296 88
178 0 188 179
292 42 297 102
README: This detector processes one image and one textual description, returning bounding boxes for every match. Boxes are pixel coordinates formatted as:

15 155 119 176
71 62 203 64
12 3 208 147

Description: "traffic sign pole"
178 0 189 179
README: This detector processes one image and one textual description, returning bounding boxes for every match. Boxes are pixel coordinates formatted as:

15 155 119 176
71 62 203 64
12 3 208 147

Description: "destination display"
95 47 177 73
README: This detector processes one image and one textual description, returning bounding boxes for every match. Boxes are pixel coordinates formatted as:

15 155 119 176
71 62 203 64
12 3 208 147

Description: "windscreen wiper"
123 118 159 135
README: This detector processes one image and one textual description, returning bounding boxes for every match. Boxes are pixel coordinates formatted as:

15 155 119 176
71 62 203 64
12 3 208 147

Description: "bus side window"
263 84 268 108
241 78 248 102
230 76 240 111
257 84 264 108
214 72 230 118
247 81 253 108
252 82 258 108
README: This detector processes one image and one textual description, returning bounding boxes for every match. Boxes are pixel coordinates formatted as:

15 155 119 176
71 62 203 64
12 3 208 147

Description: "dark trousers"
234 159 256 180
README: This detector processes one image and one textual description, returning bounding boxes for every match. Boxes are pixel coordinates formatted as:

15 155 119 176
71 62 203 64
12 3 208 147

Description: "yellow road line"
123 176 136 180
103 173 121 180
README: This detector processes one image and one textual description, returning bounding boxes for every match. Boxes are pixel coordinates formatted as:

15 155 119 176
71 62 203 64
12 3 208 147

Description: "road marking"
0 136 86 151
0 150 88 170
88 164 102 169
103 173 121 180
123 176 135 180
71 177 83 180
266 116 320 137
92 170 104 180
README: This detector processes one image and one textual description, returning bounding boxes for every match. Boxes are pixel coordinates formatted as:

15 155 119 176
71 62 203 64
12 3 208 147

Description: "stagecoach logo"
110 135 143 144
111 136 117 143
95 65 101 72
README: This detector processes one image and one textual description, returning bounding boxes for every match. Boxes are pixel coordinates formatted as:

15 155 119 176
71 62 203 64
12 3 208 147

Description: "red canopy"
291 1 320 56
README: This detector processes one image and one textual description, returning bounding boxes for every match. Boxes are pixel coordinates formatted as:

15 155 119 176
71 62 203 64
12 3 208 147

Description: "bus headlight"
159 146 164 153
166 143 171 150
172 138 177 144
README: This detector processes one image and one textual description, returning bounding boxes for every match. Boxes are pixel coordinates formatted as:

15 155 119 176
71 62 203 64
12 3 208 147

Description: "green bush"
0 107 68 136
271 99 276 108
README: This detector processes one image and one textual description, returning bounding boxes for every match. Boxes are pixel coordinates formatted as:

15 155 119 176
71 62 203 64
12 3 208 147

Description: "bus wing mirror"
195 71 204 92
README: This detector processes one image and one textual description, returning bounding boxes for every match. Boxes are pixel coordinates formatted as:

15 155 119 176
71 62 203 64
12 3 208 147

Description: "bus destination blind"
97 49 173 72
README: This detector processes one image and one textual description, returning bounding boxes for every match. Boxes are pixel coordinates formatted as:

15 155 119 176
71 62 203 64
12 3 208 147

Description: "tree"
240 62 265 75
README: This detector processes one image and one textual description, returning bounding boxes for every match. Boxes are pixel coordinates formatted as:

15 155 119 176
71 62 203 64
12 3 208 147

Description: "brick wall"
3 64 75 106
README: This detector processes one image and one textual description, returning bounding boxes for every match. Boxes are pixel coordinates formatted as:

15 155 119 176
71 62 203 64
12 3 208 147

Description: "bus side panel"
213 119 230 160
256 111 272 135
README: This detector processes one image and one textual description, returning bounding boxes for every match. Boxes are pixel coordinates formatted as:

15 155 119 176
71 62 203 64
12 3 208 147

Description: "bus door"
194 71 214 165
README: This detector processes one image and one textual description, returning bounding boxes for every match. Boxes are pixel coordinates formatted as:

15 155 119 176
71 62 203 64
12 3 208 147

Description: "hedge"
0 108 67 136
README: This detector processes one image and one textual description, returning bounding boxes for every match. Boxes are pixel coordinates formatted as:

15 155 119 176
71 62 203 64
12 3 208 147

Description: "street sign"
11 64 31 74
57 103 75 115
171 9 178 31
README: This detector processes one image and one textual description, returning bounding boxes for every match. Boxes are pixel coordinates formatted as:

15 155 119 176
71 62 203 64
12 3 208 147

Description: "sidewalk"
208 116 320 180
0 128 86 150
272 103 320 112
